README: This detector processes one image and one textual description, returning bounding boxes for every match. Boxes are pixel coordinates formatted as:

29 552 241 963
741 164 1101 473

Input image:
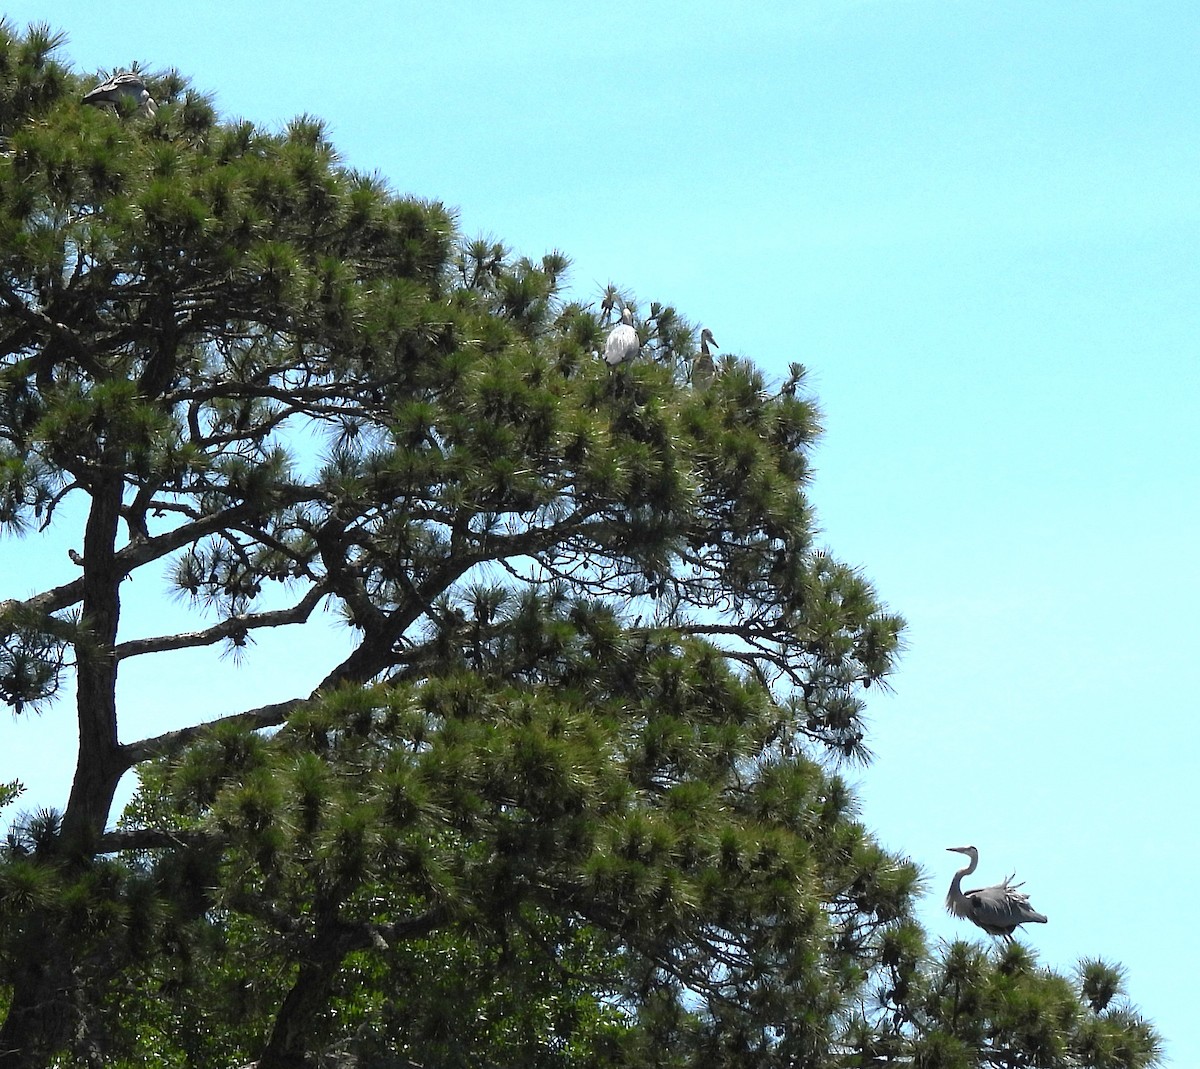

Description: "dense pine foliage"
0 23 1159 1069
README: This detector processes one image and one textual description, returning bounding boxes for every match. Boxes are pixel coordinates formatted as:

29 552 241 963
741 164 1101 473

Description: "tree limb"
94 827 214 855
111 584 329 661
122 697 310 765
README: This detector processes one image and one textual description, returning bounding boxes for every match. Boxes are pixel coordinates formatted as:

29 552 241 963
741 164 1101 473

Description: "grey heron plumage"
599 290 616 325
603 307 640 367
83 71 157 118
946 845 1047 943
692 327 719 388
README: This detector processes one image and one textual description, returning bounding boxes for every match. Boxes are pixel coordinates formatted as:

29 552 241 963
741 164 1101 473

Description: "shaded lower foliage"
93 593 917 1067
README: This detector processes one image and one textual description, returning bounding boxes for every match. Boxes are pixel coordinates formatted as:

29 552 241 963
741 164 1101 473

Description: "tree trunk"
0 934 73 1069
258 945 348 1069
61 469 125 851
0 473 126 1068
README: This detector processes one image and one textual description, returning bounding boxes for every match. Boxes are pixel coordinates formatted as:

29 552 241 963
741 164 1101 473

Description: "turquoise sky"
2 2 1197 1063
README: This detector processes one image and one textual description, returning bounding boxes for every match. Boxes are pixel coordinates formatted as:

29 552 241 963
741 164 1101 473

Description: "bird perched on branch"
603 307 640 367
692 327 719 388
83 71 157 119
945 845 1047 943
599 289 617 325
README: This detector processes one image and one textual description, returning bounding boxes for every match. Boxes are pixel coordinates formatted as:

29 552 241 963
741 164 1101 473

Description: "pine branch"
11 499 309 617
94 826 213 854
111 584 329 661
0 279 106 379
122 696 310 765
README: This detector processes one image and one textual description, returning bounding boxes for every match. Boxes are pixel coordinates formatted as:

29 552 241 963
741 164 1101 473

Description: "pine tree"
0 24 1159 1069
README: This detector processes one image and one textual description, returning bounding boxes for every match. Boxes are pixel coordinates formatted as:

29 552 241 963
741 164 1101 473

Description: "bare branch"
95 826 213 854
11 500 304 617
122 696 310 766
112 584 329 661
0 582 85 622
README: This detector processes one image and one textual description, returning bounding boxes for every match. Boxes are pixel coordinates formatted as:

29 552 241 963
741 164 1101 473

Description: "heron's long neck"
950 853 977 893
945 853 978 916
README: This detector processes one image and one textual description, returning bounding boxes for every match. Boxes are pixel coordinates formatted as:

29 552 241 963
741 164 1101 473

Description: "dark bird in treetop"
945 845 1048 943
83 71 157 118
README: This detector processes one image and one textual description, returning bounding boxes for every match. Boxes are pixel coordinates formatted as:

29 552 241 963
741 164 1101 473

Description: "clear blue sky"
2 2 1197 1062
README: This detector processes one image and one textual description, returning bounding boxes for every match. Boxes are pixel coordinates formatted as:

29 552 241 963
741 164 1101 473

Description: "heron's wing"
82 86 121 105
965 883 1047 927
604 323 639 365
83 73 154 115
84 73 140 100
83 75 121 100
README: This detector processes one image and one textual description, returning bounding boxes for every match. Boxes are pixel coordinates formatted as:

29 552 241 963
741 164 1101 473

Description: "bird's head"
620 307 634 325
946 845 978 860
699 327 719 349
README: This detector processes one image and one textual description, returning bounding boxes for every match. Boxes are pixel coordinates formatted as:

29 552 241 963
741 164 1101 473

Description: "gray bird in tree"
603 307 640 367
945 845 1047 943
599 289 617 325
83 71 157 118
692 327 719 388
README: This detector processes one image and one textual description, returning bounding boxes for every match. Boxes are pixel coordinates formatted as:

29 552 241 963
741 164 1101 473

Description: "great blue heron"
946 845 1047 943
83 71 157 118
599 289 617 325
603 307 639 367
692 327 719 388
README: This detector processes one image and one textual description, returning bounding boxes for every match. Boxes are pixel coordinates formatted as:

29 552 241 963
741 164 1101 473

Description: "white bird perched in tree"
603 307 640 367
83 71 157 119
692 327 719 388
945 845 1048 943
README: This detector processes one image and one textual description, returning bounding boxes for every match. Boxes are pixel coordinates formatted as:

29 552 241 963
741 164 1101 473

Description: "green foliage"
0 782 22 812
886 942 1162 1069
105 629 912 1068
0 23 1160 1069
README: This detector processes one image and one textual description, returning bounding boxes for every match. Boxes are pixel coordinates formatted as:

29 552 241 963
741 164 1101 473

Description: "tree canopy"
0 23 1160 1069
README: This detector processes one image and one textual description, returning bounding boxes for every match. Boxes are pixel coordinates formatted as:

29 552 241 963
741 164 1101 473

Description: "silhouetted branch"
112 584 329 660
